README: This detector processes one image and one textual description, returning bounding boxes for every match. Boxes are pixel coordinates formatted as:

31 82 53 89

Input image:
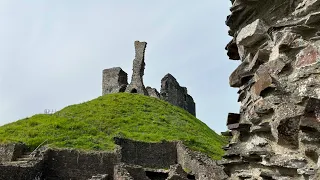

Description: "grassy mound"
0 93 227 159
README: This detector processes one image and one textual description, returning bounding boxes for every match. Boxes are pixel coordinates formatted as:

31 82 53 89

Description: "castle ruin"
222 0 320 179
102 41 196 116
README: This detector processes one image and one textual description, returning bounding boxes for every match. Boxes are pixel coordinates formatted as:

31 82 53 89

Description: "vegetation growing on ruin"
0 93 227 159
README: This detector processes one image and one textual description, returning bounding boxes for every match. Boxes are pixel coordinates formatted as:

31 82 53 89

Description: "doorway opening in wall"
130 89 137 93
145 171 168 180
187 174 196 180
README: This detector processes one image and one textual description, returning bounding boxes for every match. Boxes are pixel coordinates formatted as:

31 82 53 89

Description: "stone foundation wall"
0 161 44 180
43 149 120 180
114 137 177 169
0 139 225 179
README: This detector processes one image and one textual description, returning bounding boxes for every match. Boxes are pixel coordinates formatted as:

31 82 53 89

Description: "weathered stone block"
0 143 26 163
114 137 177 169
295 44 320 68
236 19 268 47
102 67 128 95
167 164 188 180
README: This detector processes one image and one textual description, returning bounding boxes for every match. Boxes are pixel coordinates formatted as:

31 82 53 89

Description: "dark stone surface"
0 160 44 180
102 67 128 95
160 74 196 116
126 41 148 95
114 137 177 169
42 149 120 180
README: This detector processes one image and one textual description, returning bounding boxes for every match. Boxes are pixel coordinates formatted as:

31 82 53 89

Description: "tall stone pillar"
222 0 320 179
126 41 148 95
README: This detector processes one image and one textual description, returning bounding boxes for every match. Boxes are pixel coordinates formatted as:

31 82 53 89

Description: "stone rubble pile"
223 0 320 179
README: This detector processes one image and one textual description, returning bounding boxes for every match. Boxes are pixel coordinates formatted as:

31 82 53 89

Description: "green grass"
0 93 227 159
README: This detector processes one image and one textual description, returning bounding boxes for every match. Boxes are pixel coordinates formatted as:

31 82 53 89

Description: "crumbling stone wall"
114 137 177 169
114 163 151 180
0 160 44 180
223 0 320 179
0 143 26 162
102 67 128 95
176 142 227 180
42 148 120 180
160 74 196 116
126 41 148 95
0 139 226 179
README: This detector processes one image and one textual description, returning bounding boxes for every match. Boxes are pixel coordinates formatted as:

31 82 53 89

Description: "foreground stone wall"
0 161 44 180
0 139 226 180
43 149 120 180
114 137 177 169
0 143 26 162
177 142 227 180
224 0 320 179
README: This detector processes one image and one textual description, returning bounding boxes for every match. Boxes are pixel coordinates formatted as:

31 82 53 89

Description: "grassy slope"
0 93 227 159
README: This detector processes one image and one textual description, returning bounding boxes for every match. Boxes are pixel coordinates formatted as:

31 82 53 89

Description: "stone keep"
126 41 148 95
222 0 320 179
160 74 196 116
102 67 128 95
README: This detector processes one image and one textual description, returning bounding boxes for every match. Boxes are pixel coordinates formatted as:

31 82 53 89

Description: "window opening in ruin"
187 174 196 180
119 86 126 92
130 89 138 93
241 75 253 86
260 87 275 98
145 171 168 180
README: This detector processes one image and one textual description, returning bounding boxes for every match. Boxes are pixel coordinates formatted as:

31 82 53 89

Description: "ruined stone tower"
125 41 148 95
102 67 128 95
102 41 196 116
160 74 196 116
222 0 320 179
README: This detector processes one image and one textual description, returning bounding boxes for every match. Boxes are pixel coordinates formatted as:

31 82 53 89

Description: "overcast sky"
0 1 240 133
